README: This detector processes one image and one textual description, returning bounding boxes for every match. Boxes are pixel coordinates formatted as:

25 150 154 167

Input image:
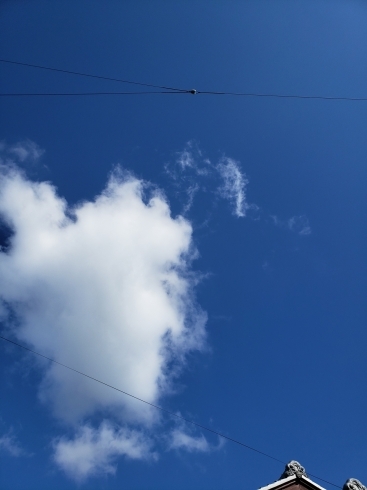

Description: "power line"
0 335 283 463
0 91 366 101
1 58 367 101
198 90 367 101
0 58 190 93
0 333 340 488
0 91 190 96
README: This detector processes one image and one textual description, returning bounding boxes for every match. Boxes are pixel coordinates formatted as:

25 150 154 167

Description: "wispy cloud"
168 422 224 453
217 157 249 218
175 141 210 176
0 139 44 166
53 422 155 482
176 143 196 170
288 215 311 235
0 431 24 457
182 183 199 214
271 215 311 236
168 428 211 452
7 140 45 163
166 141 256 218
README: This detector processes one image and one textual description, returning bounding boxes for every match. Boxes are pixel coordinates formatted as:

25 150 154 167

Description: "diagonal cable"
0 91 189 96
0 334 340 488
1 58 367 101
0 58 190 93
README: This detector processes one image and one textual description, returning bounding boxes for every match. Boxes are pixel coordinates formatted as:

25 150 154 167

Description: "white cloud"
0 164 208 478
217 157 249 217
54 421 154 482
168 424 224 454
0 167 206 423
0 431 24 457
0 167 206 424
168 428 211 452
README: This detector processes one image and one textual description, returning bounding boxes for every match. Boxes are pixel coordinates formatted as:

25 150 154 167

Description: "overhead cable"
0 334 340 488
0 91 189 96
0 58 189 92
1 91 366 101
197 90 367 101
0 58 366 101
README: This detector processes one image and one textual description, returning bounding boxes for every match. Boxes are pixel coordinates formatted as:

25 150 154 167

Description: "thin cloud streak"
166 141 256 218
271 214 311 235
217 157 249 218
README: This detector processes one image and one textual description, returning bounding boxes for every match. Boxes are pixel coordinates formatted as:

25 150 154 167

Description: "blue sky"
0 1 366 489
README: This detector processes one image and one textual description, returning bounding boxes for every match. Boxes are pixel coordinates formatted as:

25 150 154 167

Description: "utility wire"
1 58 367 101
198 91 367 101
0 334 340 488
0 91 366 101
0 58 190 93
0 91 190 96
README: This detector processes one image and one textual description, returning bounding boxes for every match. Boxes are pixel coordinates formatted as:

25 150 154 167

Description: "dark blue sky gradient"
0 1 366 489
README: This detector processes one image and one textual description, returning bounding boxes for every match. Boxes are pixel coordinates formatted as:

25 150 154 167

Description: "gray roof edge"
259 475 327 490
301 476 327 490
259 475 296 490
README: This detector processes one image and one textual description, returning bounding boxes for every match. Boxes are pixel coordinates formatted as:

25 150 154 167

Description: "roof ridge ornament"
279 461 308 480
343 479 367 490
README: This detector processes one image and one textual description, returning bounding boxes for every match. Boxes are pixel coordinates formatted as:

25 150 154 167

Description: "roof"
258 459 367 490
259 474 326 490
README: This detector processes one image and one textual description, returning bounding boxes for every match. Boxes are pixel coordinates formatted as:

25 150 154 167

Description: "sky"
0 1 366 489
